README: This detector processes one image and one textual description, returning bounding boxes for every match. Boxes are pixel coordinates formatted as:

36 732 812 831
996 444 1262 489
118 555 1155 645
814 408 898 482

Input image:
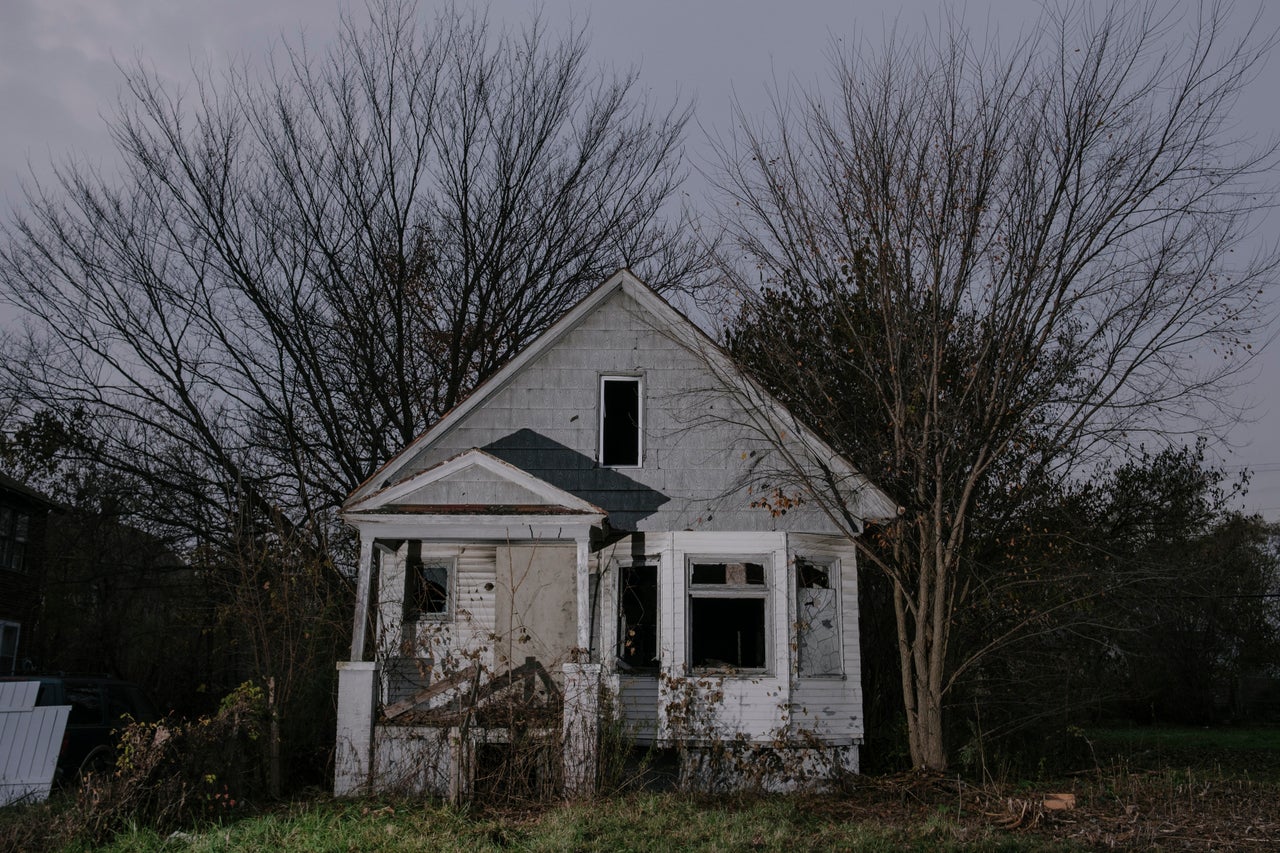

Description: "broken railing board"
0 681 70 807
383 665 480 720
382 658 561 722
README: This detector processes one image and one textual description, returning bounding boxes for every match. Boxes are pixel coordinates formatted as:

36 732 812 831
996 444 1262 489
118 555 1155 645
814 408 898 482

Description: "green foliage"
73 682 267 845
951 442 1280 770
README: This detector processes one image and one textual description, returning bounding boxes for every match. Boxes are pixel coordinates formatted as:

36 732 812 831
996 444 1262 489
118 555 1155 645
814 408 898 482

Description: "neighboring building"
0 472 53 675
334 270 894 797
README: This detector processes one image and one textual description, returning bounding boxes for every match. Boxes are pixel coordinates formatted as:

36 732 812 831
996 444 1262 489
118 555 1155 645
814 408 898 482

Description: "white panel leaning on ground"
0 681 69 806
333 269 897 798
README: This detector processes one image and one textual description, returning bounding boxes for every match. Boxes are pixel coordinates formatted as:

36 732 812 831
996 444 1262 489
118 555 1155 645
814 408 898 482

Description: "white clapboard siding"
455 544 498 661
0 681 69 806
616 675 660 742
408 544 498 673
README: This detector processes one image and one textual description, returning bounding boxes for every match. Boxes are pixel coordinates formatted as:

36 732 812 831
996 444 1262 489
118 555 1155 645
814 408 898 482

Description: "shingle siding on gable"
400 472 548 507
399 287 842 535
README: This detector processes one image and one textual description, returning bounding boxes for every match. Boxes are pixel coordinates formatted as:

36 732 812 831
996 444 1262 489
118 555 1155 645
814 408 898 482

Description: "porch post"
563 533 599 797
575 536 590 653
350 533 374 661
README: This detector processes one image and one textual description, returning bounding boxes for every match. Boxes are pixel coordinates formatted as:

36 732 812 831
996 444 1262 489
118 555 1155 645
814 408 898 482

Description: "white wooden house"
334 270 895 797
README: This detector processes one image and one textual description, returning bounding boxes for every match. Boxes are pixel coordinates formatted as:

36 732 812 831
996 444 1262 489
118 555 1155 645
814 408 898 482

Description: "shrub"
68 681 268 845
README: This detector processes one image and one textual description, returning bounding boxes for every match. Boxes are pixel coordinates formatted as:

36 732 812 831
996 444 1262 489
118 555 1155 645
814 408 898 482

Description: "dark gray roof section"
0 470 54 508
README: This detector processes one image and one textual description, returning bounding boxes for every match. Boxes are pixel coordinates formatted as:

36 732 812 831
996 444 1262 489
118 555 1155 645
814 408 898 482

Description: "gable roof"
345 449 605 516
346 269 896 523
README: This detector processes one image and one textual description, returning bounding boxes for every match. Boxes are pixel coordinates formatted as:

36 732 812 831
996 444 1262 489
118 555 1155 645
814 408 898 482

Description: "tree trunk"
267 676 282 799
898 609 949 771
895 517 952 772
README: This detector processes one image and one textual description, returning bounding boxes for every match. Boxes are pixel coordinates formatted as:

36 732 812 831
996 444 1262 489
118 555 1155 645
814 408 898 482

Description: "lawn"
5 727 1278 852
68 794 1077 853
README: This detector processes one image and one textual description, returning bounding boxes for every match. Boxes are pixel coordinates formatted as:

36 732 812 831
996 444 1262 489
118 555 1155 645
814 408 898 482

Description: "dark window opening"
618 564 659 670
688 556 769 672
601 377 641 466
690 561 764 586
405 542 450 620
0 508 29 571
0 622 18 675
689 598 766 669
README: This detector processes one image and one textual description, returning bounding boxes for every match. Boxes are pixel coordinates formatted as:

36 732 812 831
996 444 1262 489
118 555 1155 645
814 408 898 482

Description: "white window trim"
598 374 643 468
685 554 771 676
794 555 844 679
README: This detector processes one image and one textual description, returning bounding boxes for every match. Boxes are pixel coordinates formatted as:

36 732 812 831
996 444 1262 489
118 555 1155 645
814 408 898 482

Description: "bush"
55 682 266 847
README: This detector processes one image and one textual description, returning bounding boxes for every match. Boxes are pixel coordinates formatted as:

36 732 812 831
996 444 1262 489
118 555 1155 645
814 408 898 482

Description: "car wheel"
77 745 115 782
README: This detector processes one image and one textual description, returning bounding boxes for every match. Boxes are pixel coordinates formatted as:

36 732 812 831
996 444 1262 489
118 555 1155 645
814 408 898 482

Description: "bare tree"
0 1 704 549
715 2 1277 770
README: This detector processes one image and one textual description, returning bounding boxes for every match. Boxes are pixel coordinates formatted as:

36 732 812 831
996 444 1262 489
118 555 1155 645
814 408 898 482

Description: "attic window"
600 376 642 467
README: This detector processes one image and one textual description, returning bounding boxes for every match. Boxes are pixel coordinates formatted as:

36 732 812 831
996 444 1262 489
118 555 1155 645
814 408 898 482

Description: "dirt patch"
796 769 1280 851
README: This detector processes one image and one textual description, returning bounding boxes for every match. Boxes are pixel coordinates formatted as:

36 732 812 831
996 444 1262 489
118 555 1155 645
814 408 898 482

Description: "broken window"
688 559 768 671
404 542 451 620
600 376 641 467
617 563 659 670
795 557 841 675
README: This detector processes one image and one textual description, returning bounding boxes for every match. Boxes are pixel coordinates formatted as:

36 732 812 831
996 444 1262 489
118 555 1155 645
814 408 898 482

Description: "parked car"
0 675 159 782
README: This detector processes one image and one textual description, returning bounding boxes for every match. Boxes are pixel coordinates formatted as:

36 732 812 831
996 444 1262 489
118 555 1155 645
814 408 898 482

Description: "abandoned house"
335 269 895 797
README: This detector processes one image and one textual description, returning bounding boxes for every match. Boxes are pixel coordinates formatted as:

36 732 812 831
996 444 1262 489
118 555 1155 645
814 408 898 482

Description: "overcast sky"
2 0 1279 516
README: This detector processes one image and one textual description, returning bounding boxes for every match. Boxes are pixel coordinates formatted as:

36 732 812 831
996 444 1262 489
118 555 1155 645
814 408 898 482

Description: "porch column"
349 534 374 661
565 534 599 798
575 536 590 653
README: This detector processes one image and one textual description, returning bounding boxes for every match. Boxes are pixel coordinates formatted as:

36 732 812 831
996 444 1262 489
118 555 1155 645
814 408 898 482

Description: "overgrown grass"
9 727 1280 852
35 794 1076 853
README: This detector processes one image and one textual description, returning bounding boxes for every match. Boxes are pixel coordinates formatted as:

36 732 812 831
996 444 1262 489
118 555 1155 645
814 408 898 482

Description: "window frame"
685 555 771 675
403 548 455 623
794 555 844 678
616 560 660 672
598 374 643 468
